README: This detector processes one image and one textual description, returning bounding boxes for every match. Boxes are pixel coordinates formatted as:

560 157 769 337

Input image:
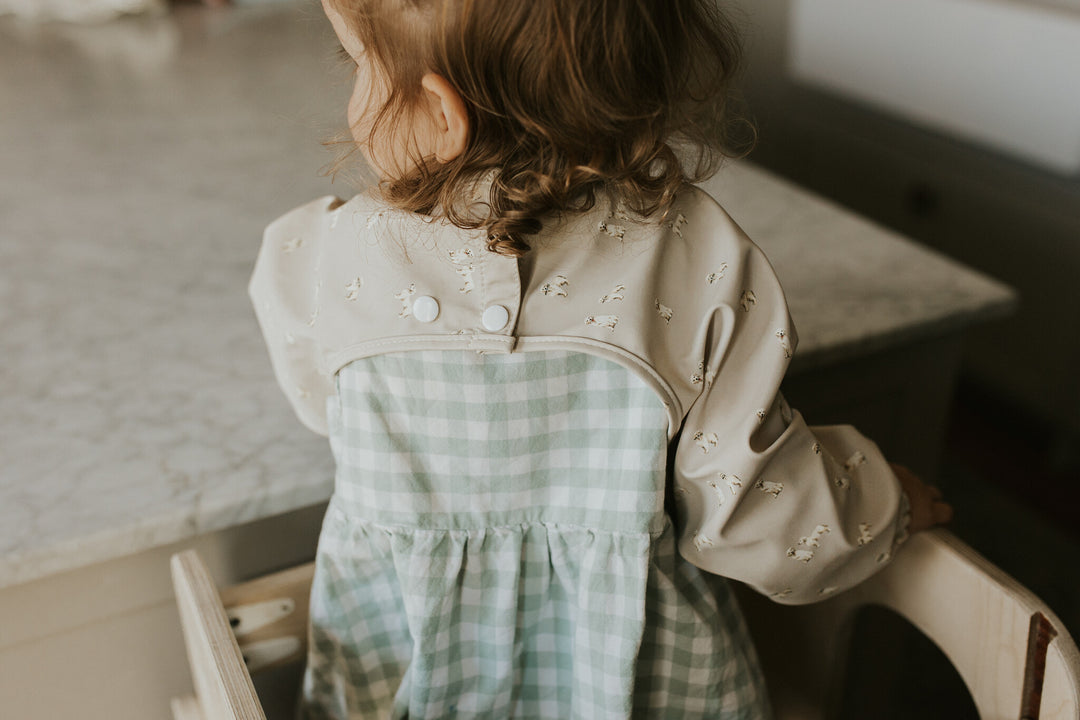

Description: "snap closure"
413 296 440 323
481 304 510 332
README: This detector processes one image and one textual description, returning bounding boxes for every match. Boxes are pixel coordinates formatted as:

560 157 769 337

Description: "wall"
731 0 1080 446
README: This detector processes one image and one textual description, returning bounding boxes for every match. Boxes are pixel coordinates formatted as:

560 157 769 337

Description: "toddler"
250 0 953 717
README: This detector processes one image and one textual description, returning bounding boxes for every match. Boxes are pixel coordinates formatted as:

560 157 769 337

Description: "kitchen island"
0 2 1014 718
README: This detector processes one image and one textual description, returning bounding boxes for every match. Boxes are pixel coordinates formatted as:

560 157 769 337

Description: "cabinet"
735 0 1080 447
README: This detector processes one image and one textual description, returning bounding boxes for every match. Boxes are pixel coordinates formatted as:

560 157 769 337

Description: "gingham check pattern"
302 350 770 719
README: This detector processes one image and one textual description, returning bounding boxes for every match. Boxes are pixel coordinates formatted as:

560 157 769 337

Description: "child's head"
323 0 748 256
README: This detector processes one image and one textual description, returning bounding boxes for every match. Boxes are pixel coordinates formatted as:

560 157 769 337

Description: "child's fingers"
932 500 954 525
889 462 953 528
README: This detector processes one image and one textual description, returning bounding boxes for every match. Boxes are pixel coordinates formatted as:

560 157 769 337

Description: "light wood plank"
171 551 266 720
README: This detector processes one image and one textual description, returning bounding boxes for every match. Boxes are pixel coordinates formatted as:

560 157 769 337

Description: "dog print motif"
598 219 625 239
693 531 715 552
667 212 688 238
787 547 815 563
694 431 719 454
857 523 874 546
706 263 728 285
394 283 417 319
344 277 363 301
448 248 476 294
801 524 832 548
541 274 569 297
739 290 757 312
691 361 706 385
584 314 619 331
844 450 868 474
707 473 742 506
835 474 851 490
756 479 784 498
788 523 831 563
655 299 673 324
776 329 793 359
599 283 625 303
689 362 715 388
756 408 767 424
799 524 831 548
723 473 742 495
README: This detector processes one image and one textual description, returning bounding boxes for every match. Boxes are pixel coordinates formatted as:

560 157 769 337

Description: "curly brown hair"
327 0 752 257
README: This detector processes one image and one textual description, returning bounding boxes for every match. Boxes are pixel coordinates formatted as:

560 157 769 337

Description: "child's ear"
420 73 469 163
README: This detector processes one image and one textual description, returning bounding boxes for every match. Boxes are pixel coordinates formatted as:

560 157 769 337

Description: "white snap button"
413 296 440 323
481 304 510 332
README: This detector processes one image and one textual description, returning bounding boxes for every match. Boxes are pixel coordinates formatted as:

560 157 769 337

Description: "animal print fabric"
301 349 770 720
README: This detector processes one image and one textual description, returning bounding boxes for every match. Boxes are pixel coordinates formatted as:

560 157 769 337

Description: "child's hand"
889 463 954 533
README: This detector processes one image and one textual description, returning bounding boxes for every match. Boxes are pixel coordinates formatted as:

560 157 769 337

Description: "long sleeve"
671 238 910 605
248 196 343 437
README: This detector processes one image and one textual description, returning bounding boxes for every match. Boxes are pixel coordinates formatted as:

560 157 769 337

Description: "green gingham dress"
301 349 770 719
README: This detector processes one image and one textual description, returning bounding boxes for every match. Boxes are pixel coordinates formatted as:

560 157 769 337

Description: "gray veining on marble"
0 2 1013 589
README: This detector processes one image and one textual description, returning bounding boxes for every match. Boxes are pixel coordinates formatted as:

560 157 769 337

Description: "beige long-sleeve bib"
249 183 910 605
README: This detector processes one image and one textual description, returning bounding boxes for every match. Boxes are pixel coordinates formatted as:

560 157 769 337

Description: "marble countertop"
0 2 1014 590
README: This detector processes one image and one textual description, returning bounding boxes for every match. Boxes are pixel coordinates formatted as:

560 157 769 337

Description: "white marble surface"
0 2 1013 589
